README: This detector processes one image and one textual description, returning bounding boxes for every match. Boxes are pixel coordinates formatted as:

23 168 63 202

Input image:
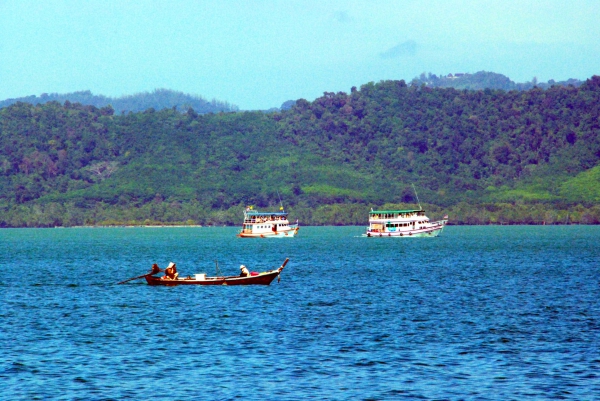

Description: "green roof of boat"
369 209 423 214
245 211 288 216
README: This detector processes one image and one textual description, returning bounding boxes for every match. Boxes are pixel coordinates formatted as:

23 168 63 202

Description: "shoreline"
0 222 595 229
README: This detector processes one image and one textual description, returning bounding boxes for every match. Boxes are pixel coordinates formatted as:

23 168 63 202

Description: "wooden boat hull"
145 271 280 286
143 258 289 286
145 270 281 286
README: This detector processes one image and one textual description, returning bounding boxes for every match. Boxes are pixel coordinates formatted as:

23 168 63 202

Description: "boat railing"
243 216 289 224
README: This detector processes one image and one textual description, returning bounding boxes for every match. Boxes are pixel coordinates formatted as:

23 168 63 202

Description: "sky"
1 0 599 110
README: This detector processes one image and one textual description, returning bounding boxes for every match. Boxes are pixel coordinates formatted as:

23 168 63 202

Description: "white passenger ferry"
364 208 448 237
237 207 299 238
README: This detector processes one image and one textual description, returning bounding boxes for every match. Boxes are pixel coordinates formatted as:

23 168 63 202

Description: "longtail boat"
143 258 289 286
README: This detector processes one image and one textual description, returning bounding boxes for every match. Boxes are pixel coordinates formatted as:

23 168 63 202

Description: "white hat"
240 265 246 269
167 262 175 268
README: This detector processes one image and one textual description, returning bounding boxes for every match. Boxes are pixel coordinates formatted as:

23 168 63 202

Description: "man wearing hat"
164 262 179 280
239 264 249 277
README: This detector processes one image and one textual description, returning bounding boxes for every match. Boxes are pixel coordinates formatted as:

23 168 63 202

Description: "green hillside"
560 165 600 203
1 76 600 227
413 71 583 91
0 89 238 114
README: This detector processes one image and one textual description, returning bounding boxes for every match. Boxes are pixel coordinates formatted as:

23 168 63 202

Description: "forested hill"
0 89 238 114
412 71 583 91
1 76 599 227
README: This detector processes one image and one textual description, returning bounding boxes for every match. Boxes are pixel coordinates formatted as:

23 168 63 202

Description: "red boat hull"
145 270 281 286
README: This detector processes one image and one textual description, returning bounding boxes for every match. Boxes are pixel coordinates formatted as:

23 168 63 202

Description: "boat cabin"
241 211 291 235
369 209 427 221
367 209 435 234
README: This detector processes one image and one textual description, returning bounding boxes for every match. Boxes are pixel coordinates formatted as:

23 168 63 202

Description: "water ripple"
1 226 599 399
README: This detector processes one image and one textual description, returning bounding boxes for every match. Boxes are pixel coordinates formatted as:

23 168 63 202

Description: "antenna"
276 189 284 211
215 260 222 277
412 184 422 210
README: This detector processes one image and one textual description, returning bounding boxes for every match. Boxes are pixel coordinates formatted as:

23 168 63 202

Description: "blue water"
1 226 599 400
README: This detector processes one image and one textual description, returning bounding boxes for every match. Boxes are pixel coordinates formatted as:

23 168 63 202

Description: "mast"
412 184 422 211
276 189 284 212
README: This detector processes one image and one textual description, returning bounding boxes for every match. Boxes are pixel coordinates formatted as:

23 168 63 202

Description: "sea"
1 226 599 400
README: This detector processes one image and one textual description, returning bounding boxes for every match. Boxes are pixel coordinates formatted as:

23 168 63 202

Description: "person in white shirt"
163 262 178 280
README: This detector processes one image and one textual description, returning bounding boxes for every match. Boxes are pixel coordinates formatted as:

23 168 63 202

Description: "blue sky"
1 0 599 110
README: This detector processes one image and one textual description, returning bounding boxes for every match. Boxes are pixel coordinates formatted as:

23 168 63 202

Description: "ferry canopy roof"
369 209 423 215
245 211 288 217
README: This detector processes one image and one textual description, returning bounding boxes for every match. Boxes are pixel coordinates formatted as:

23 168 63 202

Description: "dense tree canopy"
1 76 599 227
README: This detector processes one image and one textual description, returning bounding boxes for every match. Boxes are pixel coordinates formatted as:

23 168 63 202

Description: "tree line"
0 89 238 115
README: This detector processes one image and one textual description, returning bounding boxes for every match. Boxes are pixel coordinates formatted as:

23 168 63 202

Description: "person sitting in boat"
163 262 179 280
150 263 161 275
240 264 249 277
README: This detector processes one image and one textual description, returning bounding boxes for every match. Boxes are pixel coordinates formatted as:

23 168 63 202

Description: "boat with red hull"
143 258 289 286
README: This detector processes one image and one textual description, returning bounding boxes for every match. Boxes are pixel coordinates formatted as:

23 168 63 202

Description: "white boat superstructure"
364 208 447 237
237 209 299 238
